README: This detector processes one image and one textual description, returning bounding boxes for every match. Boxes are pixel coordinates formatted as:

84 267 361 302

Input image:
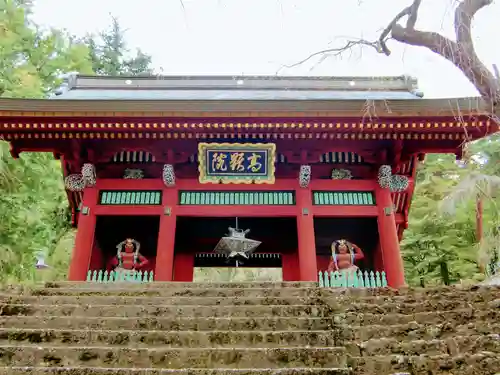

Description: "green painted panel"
99 190 162 205
179 191 295 205
318 270 387 288
313 191 375 206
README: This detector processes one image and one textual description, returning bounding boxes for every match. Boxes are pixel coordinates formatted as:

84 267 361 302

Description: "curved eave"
0 96 493 118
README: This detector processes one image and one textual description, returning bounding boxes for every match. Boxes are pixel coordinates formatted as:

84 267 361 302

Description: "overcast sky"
32 0 499 98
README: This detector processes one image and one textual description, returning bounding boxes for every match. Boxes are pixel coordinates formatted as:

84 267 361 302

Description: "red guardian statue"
327 239 364 273
111 238 149 275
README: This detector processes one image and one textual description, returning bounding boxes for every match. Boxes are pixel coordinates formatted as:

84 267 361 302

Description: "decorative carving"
390 175 410 193
327 239 364 273
331 168 352 180
124 168 144 179
162 164 176 187
81 163 96 187
377 165 409 192
377 165 392 189
299 165 311 188
64 174 85 192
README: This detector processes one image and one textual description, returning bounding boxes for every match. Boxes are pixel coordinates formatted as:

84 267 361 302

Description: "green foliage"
402 140 500 287
0 144 72 283
0 0 93 97
83 16 153 76
0 3 154 284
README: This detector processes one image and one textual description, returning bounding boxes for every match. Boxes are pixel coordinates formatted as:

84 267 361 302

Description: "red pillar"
376 187 406 288
296 186 318 281
68 187 98 281
154 187 177 281
173 253 194 281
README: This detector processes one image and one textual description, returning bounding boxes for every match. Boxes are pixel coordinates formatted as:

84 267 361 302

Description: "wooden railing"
86 270 154 283
318 270 387 288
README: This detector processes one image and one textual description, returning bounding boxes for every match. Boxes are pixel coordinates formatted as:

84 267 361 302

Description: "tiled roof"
51 74 424 101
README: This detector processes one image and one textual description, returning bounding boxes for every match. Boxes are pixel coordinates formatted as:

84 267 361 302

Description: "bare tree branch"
278 39 381 72
287 0 500 113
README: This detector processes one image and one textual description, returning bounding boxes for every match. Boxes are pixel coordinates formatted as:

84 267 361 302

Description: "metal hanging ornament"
213 218 261 266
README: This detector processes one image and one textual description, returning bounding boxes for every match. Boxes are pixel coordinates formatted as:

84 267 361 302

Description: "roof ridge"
51 73 424 99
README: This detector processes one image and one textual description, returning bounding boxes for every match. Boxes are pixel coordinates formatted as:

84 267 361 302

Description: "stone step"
43 282 318 289
325 300 498 315
15 287 323 298
0 299 498 317
321 285 500 298
19 284 500 296
0 316 332 331
0 367 350 375
341 322 500 342
0 295 320 306
323 290 500 304
0 304 328 318
0 345 347 368
346 334 500 357
4 288 499 305
0 328 336 347
2 300 496 318
348 352 500 375
334 308 500 326
3 294 498 313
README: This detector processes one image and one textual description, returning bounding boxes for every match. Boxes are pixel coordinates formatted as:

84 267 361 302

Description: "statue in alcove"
327 239 364 273
111 238 149 273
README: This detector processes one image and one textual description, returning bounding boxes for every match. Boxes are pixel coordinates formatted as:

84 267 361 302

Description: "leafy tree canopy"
83 16 153 76
0 1 154 283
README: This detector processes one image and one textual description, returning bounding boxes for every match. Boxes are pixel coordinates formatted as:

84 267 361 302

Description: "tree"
401 154 483 286
83 16 153 76
289 0 499 116
0 0 93 283
0 0 93 98
0 3 157 283
441 134 500 272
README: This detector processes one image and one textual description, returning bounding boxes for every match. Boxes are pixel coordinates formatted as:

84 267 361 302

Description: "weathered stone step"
346 334 500 356
334 308 499 326
341 322 500 342
325 300 497 315
0 328 336 347
43 282 318 289
0 295 320 306
0 345 347 368
15 284 499 295
348 352 500 375
4 288 500 307
0 304 328 318
323 290 500 304
322 285 500 298
0 367 350 375
0 316 332 331
14 287 322 298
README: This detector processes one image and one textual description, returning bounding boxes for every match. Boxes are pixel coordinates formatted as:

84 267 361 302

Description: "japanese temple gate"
0 74 496 288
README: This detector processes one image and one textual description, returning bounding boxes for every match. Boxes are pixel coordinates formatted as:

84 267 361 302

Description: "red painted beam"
3 115 491 128
96 179 165 190
93 205 164 216
312 205 378 217
176 179 298 190
176 205 297 217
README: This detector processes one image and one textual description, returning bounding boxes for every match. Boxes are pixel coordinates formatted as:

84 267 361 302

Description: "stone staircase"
0 282 498 375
